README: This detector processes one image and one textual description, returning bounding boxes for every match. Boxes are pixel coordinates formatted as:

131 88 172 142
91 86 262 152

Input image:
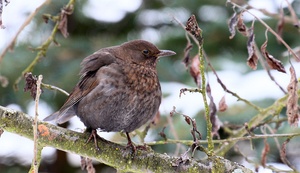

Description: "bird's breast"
123 64 161 93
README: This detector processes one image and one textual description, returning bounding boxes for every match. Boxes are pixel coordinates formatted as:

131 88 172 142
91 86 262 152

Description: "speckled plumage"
44 40 176 138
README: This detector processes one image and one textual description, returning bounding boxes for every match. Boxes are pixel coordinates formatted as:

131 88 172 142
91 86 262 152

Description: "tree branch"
0 105 252 173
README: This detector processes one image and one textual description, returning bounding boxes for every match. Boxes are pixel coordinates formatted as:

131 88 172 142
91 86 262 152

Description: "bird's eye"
143 49 149 54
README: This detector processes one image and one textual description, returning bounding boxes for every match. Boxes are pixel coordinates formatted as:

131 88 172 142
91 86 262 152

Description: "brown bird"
44 40 176 151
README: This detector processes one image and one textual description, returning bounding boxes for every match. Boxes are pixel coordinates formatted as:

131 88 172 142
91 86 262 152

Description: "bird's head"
120 40 176 67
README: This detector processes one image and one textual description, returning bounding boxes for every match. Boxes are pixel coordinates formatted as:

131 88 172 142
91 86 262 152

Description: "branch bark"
0 105 252 173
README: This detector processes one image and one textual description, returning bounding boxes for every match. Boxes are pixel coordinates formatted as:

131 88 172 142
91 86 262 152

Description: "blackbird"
44 40 176 151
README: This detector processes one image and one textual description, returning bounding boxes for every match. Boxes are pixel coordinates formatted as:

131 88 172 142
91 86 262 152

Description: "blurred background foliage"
0 0 300 172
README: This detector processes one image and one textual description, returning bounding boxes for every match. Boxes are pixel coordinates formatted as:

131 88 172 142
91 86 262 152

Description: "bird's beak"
158 50 176 57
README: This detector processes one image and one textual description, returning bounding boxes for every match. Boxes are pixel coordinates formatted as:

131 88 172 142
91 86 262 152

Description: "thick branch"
0 106 252 173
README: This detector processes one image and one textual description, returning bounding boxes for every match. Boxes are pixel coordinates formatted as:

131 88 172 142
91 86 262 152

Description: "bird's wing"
43 51 117 124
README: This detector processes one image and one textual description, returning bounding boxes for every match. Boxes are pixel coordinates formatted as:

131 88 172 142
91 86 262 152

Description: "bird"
44 39 176 151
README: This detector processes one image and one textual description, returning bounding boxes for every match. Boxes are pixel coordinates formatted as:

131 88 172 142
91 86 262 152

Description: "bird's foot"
123 132 150 156
86 129 101 152
125 140 137 154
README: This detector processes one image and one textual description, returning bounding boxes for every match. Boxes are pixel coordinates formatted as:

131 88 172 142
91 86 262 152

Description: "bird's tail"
43 107 76 124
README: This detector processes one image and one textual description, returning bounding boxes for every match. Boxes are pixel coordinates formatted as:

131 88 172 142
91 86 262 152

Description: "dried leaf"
186 15 202 45
58 13 69 38
170 106 176 117
158 127 167 141
0 75 9 87
191 119 202 140
182 41 193 67
286 66 299 126
261 139 270 167
236 13 247 36
81 157 95 173
184 116 191 125
261 38 286 73
265 53 286 73
276 7 285 43
218 95 228 112
170 106 202 142
228 12 238 39
24 72 43 99
228 11 247 39
189 55 201 88
58 5 74 38
207 83 222 138
80 156 86 170
246 26 258 70
206 84 216 116
280 138 289 165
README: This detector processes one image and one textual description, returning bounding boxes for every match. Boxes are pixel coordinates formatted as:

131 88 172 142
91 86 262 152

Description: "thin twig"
144 133 300 146
229 1 300 61
13 22 59 90
41 82 69 96
0 0 51 64
32 75 43 173
172 16 200 47
13 0 76 90
166 115 185 156
204 51 262 111
255 8 297 26
254 40 287 94
284 0 299 28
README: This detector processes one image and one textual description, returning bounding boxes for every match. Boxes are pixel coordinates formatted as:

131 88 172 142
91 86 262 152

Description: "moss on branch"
0 105 252 173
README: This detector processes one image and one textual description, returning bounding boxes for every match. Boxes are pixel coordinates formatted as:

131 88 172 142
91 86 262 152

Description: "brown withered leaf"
158 127 167 141
80 157 95 173
170 106 176 117
280 138 289 166
265 53 286 73
228 12 238 39
186 15 203 45
236 12 248 36
189 55 201 88
207 83 222 138
185 116 191 125
276 7 285 43
58 5 74 38
191 118 202 140
261 139 270 167
24 72 43 99
261 38 286 73
218 95 228 112
80 156 87 170
182 40 193 67
246 26 258 70
286 66 299 126
228 11 247 39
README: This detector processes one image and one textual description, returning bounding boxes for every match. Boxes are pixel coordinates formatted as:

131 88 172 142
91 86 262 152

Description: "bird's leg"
125 132 137 153
86 129 101 151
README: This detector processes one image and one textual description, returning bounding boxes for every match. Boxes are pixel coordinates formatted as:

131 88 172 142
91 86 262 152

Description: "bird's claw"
86 129 101 152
